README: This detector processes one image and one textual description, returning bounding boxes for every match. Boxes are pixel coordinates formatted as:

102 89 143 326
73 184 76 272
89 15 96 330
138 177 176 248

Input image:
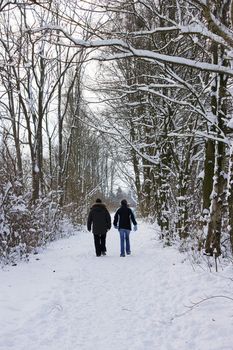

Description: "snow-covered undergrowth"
0 183 79 265
0 220 233 350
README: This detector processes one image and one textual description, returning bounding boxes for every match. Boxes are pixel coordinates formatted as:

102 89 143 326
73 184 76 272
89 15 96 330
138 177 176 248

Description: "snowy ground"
0 221 233 350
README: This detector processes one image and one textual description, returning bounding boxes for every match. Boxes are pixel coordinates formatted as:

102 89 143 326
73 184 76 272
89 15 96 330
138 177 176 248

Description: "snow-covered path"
0 221 233 350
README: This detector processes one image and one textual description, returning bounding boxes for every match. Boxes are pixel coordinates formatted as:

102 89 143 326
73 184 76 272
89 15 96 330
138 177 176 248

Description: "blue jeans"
119 229 131 256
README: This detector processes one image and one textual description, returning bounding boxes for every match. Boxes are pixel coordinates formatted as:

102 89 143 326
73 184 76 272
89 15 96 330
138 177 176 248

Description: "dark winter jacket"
87 203 111 235
113 204 137 230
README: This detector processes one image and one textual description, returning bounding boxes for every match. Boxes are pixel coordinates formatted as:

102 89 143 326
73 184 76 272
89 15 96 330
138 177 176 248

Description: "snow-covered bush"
0 180 67 265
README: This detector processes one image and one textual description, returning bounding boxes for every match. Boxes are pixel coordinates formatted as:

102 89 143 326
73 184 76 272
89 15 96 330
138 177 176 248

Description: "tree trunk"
205 40 228 256
228 143 233 255
202 139 215 213
205 140 226 256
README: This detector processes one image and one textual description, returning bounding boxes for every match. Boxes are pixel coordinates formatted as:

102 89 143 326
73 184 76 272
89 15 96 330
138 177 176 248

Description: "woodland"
1 0 233 264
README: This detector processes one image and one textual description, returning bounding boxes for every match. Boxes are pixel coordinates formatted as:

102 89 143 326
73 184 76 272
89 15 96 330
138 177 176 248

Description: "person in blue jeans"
113 199 137 257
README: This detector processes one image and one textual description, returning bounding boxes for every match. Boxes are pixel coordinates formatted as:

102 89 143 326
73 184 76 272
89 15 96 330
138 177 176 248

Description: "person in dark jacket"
113 199 137 257
87 198 111 257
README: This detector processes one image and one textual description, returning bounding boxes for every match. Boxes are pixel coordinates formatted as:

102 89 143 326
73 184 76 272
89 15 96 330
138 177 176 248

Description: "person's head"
96 198 102 203
121 199 127 206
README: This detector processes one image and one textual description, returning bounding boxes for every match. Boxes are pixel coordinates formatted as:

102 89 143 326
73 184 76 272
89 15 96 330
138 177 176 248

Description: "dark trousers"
93 234 106 256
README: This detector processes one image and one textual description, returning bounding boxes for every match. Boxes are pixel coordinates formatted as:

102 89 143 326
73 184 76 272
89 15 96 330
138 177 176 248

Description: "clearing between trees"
0 221 232 350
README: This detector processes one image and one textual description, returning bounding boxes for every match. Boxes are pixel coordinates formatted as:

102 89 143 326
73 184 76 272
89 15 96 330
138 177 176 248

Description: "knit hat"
121 199 127 206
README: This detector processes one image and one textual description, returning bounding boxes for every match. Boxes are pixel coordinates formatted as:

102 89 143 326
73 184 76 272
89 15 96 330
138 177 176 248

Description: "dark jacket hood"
91 203 107 210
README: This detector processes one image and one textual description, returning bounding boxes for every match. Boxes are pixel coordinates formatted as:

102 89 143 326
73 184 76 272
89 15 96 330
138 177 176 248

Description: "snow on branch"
189 0 233 48
117 22 229 48
28 26 233 76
